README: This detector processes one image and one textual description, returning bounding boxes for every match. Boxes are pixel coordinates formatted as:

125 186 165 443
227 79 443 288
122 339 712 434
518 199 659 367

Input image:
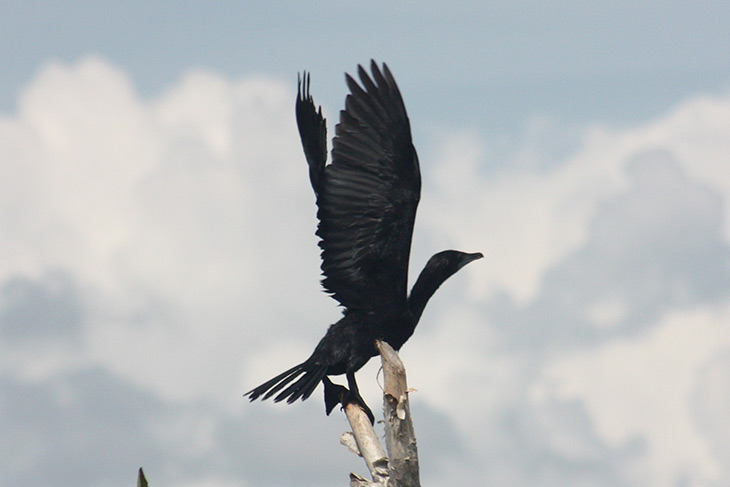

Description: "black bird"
245 61 482 422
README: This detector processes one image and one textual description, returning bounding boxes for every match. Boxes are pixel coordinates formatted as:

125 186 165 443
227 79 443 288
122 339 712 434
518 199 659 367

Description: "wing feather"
315 60 421 310
296 72 327 194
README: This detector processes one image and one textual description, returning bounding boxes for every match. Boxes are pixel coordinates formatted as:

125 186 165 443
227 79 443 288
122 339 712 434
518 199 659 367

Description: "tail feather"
300 369 326 401
280 365 326 403
263 366 305 400
245 362 327 405
245 363 304 401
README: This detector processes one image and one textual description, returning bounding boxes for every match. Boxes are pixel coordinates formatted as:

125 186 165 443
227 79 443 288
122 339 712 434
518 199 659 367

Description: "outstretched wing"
316 60 421 311
296 72 327 194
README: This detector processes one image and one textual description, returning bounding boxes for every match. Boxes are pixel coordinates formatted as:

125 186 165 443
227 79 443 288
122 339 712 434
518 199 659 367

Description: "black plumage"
245 61 482 422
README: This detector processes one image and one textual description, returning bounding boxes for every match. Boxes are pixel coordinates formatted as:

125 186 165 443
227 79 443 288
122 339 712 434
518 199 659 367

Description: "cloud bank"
1 57 729 487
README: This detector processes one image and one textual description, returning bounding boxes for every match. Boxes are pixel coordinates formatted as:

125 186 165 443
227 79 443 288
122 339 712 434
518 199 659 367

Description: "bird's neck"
407 265 448 325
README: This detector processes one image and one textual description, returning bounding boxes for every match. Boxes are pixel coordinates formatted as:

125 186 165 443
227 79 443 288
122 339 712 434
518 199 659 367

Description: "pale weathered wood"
341 341 422 486
350 472 377 487
340 431 361 456
377 340 421 487
343 402 389 485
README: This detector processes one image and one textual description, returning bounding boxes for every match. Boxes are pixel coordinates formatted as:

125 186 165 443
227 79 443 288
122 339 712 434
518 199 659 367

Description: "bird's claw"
343 390 375 425
323 378 375 424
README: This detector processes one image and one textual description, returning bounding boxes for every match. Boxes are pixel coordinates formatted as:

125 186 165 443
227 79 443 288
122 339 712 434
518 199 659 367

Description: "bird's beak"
459 252 484 269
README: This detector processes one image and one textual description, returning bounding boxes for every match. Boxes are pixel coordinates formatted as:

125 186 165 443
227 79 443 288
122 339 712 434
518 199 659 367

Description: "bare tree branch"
341 341 421 486
377 340 421 487
342 403 389 485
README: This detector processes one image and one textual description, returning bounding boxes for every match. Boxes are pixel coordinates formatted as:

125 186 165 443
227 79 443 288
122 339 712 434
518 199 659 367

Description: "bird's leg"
322 376 349 416
345 372 375 424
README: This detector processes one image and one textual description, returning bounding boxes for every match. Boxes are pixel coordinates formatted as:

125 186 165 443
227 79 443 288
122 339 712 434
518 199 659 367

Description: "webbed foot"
323 377 349 416
322 376 375 424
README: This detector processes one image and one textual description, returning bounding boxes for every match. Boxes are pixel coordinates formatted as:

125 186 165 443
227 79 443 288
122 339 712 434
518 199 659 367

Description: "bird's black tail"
245 362 327 404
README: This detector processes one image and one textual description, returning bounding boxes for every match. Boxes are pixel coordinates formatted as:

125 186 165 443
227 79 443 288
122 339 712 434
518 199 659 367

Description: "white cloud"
585 296 629 329
0 57 323 405
544 303 730 485
2 56 730 487
423 90 730 305
415 85 730 486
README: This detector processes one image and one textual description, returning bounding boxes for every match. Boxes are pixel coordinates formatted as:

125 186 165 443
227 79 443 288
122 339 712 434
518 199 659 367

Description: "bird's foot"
322 377 375 424
323 377 349 416
345 392 375 425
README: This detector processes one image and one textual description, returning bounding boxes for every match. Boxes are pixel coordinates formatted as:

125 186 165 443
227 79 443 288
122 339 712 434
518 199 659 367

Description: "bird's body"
246 61 482 421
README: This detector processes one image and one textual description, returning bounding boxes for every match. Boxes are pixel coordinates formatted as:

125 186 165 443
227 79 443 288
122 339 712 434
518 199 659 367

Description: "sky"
2 2 730 486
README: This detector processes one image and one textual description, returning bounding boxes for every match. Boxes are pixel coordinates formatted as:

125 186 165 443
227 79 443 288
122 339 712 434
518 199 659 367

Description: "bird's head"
408 250 483 321
425 250 484 277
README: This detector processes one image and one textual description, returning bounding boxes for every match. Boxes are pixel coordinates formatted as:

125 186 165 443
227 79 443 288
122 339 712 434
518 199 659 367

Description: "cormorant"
245 61 482 422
